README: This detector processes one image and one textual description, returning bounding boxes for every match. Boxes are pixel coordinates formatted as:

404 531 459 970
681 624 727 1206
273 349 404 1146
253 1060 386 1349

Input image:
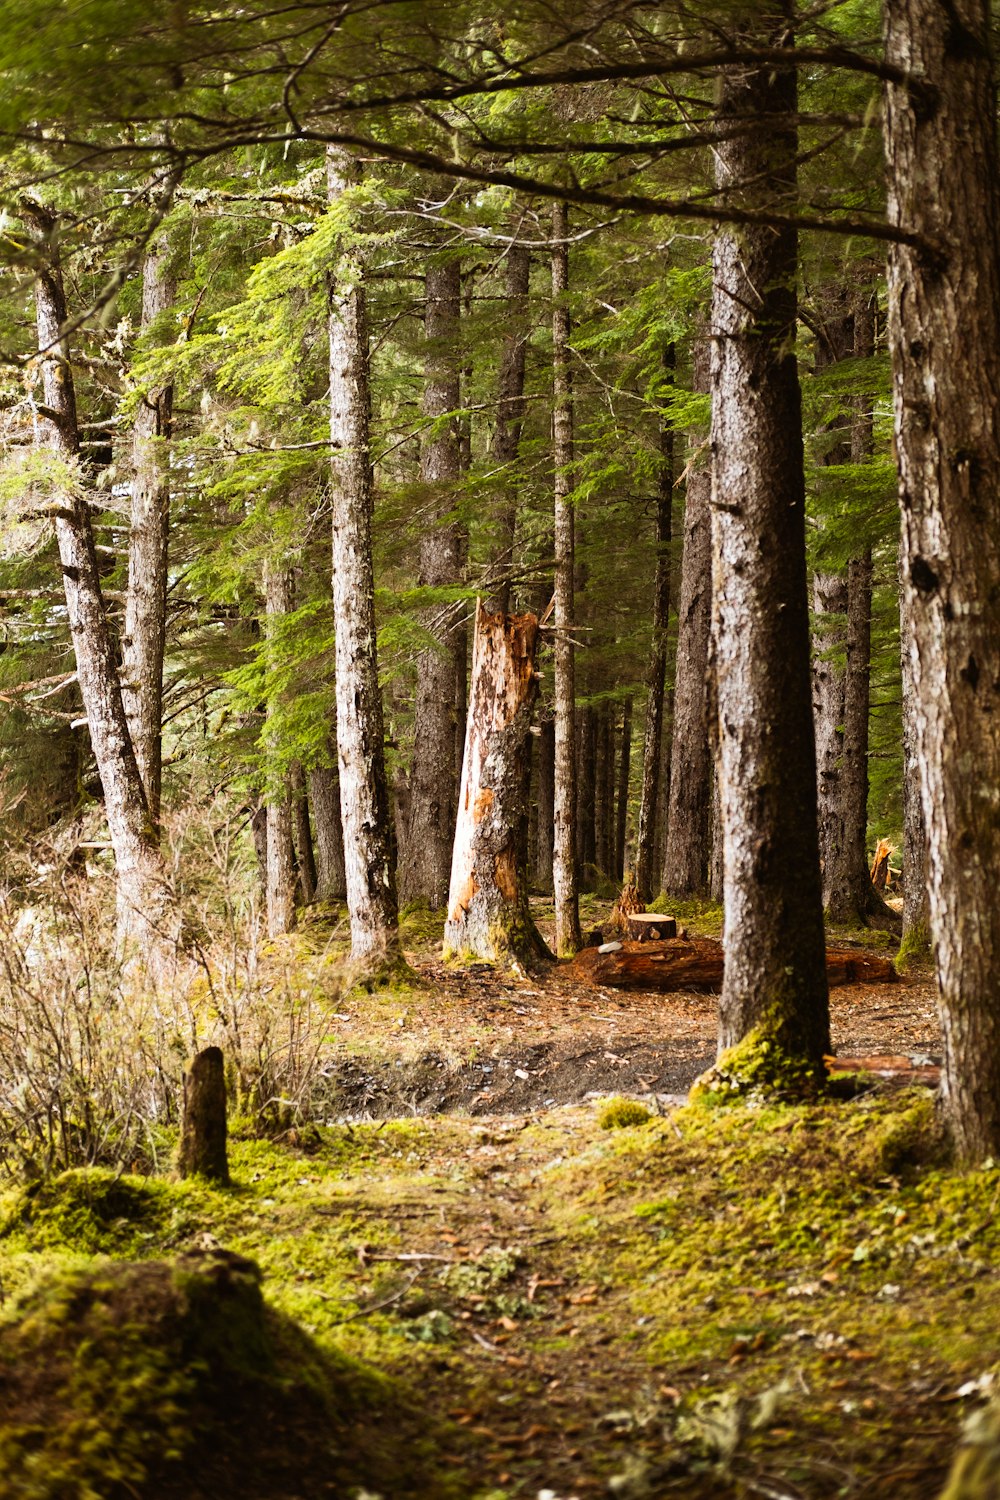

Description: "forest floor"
4 896 994 1500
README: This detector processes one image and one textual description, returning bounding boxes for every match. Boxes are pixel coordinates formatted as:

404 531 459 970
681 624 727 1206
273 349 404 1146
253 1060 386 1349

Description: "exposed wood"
624 912 677 942
568 937 896 993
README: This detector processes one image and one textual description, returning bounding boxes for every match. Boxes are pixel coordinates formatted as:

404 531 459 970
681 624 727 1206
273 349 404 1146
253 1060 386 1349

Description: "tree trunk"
444 603 551 965
23 200 168 945
575 704 597 880
662 336 713 899
263 563 296 938
533 713 555 892
883 0 1000 1158
122 233 175 833
309 759 346 901
709 14 830 1077
635 345 675 901
178 1046 229 1186
486 241 530 613
401 253 463 909
596 707 614 875
615 697 631 882
899 585 930 951
290 759 316 905
551 200 582 955
326 148 401 965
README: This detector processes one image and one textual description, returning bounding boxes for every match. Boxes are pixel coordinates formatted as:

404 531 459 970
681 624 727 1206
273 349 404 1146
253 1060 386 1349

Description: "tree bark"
401 253 463 909
595 706 614 875
289 759 316 905
533 713 555 892
122 233 175 833
575 703 597 880
309 758 346 901
486 241 530 614
551 200 582 955
883 0 1000 1157
263 563 296 938
569 937 895 994
326 148 401 965
635 345 675 901
899 583 930 948
709 14 830 1075
178 1046 229 1186
444 603 551 965
23 200 168 945
615 697 631 882
662 336 713 898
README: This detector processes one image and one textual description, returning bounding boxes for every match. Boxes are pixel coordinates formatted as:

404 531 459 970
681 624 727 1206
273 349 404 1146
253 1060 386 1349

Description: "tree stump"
625 912 677 942
178 1046 229 1185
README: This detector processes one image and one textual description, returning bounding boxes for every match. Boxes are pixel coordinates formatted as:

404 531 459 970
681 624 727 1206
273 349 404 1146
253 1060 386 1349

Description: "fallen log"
566 937 896 993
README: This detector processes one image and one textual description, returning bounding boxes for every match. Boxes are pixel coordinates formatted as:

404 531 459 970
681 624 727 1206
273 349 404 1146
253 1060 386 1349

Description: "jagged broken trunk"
444 603 551 966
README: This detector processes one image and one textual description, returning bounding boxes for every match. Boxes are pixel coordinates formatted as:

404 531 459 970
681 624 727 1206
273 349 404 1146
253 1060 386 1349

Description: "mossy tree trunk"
444 602 551 966
179 1046 229 1186
709 7 830 1082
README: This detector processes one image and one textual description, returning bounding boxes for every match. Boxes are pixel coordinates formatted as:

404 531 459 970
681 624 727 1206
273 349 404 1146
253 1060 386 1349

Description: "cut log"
567 938 896 994
178 1046 230 1185
625 912 677 942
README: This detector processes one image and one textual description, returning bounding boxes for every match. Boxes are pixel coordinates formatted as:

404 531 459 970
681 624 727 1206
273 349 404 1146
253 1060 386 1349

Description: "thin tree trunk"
23 199 168 944
309 758 346 901
899 584 930 954
326 148 401 964
444 603 550 964
884 0 1000 1159
615 698 631 882
263 564 296 938
401 254 463 909
534 713 555 892
595 707 614 875
551 200 582 954
290 759 316 905
122 235 174 834
635 345 675 900
709 13 830 1079
663 336 713 899
575 704 597 882
486 242 530 613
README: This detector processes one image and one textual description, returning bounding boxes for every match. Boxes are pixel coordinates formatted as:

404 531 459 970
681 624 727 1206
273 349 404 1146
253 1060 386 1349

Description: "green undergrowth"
651 894 726 937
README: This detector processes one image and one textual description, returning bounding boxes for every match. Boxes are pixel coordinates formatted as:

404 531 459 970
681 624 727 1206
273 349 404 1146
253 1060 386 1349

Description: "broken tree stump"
567 937 897 994
178 1046 230 1185
624 912 677 942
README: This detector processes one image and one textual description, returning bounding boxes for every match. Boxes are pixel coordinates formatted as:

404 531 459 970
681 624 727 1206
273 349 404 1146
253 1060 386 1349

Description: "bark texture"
662 336 713 898
551 201 582 955
309 759 347 901
444 603 550 964
709 18 830 1073
326 148 400 963
290 759 316 905
883 0 1000 1158
486 242 530 613
569 938 895 994
401 253 463 908
263 564 296 938
122 234 175 831
635 345 675 901
614 698 631 881
24 201 168 944
178 1046 229 1186
533 714 555 892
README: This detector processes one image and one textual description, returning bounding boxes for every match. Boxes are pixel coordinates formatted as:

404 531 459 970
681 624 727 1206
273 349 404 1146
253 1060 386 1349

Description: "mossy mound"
0 1248 450 1500
0 1169 175 1257
599 1097 652 1130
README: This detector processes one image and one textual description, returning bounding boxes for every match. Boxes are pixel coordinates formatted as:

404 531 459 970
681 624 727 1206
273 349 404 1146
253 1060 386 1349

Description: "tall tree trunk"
444 603 550 965
899 584 930 954
595 707 614 875
615 697 631 882
635 345 675 901
290 760 316 905
884 0 1000 1159
401 253 463 909
551 200 582 955
122 234 175 833
575 704 597 881
326 148 401 964
534 713 555 892
709 14 830 1079
663 336 713 898
486 242 530 613
263 564 296 938
23 200 168 944
309 756 346 901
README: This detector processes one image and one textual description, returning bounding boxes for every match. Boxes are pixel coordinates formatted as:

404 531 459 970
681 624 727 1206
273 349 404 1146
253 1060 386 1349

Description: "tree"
883 0 1000 1160
708 9 830 1079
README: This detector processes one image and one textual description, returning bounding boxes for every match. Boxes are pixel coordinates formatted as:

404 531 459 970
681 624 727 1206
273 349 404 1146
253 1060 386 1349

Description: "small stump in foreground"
178 1045 230 1185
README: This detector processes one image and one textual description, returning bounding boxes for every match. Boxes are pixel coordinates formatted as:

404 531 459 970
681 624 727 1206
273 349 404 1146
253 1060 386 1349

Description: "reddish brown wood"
567 938 895 993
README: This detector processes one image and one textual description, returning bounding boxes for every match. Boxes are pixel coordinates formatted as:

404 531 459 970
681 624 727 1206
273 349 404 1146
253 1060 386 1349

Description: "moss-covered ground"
1 1082 996 1498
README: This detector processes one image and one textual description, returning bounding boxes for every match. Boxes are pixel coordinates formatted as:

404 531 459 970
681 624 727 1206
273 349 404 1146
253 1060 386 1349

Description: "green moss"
896 920 932 974
598 1097 653 1130
690 1027 826 1105
0 1170 174 1257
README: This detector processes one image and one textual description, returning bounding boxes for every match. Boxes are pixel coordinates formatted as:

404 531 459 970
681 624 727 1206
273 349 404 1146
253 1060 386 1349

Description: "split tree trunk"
23 200 168 945
709 12 830 1076
401 252 463 909
122 233 175 833
635 345 675 901
551 200 582 955
883 0 1000 1159
662 336 712 898
326 147 401 965
485 240 530 614
444 603 550 965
